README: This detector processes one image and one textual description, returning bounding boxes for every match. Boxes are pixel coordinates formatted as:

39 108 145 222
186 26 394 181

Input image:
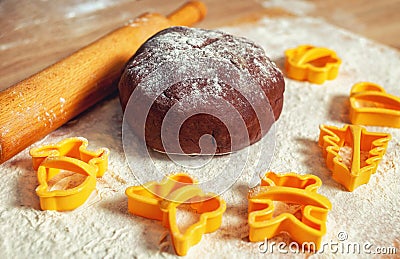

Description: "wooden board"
1 0 399 90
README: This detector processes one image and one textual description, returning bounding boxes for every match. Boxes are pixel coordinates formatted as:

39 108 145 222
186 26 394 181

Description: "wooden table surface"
1 0 399 91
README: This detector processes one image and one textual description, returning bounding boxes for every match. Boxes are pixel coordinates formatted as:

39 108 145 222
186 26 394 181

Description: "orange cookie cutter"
285 45 341 84
29 137 109 211
349 82 400 128
125 173 226 256
319 124 391 191
248 172 331 250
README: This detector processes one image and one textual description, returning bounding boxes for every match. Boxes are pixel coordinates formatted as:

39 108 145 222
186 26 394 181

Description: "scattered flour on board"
261 0 316 16
0 15 399 258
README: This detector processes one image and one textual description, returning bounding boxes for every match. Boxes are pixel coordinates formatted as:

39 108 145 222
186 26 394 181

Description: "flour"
0 15 399 258
175 204 201 234
272 201 302 219
124 26 280 103
262 0 316 16
47 170 88 191
338 145 369 169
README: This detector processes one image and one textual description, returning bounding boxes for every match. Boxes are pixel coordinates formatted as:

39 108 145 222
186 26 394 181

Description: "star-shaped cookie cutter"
248 172 331 250
125 173 226 256
285 45 341 84
349 82 400 128
319 124 391 191
30 137 109 211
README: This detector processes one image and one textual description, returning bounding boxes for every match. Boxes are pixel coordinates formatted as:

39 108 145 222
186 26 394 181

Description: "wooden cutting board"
0 0 399 90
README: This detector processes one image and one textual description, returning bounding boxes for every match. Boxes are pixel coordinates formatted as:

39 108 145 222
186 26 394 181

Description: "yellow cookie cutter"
349 82 400 128
285 45 341 84
30 137 110 211
319 124 391 191
248 172 331 250
30 137 109 177
35 156 98 211
125 173 226 256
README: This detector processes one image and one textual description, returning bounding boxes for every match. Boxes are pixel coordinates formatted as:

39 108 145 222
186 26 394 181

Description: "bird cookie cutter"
248 172 331 250
319 124 391 191
29 137 109 211
285 45 341 84
349 82 400 128
125 173 226 256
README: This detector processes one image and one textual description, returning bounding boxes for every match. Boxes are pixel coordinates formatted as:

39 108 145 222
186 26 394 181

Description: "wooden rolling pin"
0 1 207 164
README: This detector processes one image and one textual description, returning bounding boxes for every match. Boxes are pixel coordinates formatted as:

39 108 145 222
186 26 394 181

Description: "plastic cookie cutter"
248 172 331 250
319 124 391 191
125 173 226 256
30 137 109 177
349 82 400 128
29 137 110 211
284 45 341 84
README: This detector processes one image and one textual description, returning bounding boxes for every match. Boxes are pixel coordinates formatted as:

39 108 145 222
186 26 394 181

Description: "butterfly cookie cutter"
248 172 331 250
349 82 400 128
125 173 226 256
319 124 391 191
29 137 109 211
285 45 341 84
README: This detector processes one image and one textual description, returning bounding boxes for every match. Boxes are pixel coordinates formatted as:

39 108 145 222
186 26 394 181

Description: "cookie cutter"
248 172 331 250
125 173 226 256
30 137 109 177
319 124 391 191
126 173 196 220
349 82 400 128
285 45 341 84
30 137 109 211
